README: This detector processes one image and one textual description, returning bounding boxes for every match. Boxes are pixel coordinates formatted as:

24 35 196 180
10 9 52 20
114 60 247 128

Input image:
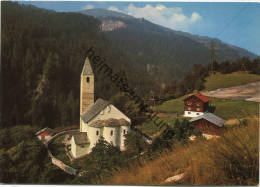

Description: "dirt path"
202 81 260 103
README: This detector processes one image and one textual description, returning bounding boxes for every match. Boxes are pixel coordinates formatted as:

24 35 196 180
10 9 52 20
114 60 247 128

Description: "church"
70 57 131 159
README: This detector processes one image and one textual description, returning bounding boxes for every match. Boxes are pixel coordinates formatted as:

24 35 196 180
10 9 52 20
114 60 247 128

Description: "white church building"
70 57 131 159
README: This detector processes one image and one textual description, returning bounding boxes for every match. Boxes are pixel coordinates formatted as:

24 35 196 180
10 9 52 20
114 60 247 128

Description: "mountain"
81 9 257 78
81 8 134 19
171 31 256 60
2 2 152 128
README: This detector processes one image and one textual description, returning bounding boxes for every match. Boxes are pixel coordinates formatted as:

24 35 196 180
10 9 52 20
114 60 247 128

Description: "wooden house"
183 93 210 117
189 113 226 135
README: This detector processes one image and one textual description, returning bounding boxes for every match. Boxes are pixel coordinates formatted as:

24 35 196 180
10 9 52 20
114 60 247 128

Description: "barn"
183 93 211 117
189 113 226 135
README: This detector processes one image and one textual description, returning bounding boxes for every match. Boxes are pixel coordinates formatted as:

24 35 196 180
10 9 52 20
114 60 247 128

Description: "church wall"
81 120 89 132
103 126 120 147
88 126 102 150
120 126 131 150
91 105 131 123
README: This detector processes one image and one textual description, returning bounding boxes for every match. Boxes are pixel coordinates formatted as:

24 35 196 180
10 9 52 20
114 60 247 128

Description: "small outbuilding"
189 113 226 135
70 132 90 159
35 127 55 141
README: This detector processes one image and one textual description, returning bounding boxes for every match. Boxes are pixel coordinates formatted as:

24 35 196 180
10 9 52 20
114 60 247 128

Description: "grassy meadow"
211 98 259 119
138 117 186 137
151 96 185 113
204 72 260 91
152 96 258 120
145 95 258 137
104 118 259 185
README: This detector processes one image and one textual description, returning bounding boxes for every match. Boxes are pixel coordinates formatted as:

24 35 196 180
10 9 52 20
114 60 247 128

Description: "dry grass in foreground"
103 118 259 185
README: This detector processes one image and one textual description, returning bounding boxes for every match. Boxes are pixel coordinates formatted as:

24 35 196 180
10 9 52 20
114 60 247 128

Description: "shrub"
78 137 130 184
124 131 147 154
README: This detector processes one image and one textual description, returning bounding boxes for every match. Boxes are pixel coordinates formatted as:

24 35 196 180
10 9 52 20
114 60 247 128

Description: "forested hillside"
1 2 154 128
82 8 257 82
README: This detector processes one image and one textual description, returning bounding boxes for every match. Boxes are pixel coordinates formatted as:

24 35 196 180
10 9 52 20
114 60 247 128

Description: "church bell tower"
80 57 94 131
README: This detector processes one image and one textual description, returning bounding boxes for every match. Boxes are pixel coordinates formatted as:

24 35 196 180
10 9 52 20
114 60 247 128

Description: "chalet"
35 127 54 141
189 113 226 135
183 93 210 117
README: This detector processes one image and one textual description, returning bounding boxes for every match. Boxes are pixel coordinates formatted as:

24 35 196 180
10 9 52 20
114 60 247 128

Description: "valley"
1 1 259 185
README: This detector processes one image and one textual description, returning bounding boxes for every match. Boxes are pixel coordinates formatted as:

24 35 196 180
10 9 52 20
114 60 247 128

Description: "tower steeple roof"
81 57 93 75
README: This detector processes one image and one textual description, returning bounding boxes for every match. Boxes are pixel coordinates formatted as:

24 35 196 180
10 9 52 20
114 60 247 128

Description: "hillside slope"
81 9 257 81
150 96 258 128
104 119 259 185
1 2 155 128
203 72 260 91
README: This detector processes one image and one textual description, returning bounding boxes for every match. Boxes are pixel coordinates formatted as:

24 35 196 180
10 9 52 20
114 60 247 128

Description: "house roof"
189 113 226 127
195 94 210 102
89 118 131 128
35 127 54 136
81 57 93 75
73 132 89 145
81 98 109 123
184 93 210 103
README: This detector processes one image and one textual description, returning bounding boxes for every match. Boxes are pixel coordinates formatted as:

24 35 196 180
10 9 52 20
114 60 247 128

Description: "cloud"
82 4 94 10
121 4 202 32
191 12 202 23
108 6 120 12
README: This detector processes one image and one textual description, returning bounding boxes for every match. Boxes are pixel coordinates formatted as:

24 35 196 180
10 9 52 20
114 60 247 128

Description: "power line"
215 3 249 38
210 3 250 69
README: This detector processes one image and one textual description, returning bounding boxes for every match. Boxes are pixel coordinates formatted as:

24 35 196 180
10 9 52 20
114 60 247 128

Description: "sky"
19 1 260 55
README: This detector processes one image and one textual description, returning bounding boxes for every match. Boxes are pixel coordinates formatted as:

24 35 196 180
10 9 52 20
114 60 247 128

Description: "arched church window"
110 130 113 136
86 77 90 83
96 131 99 136
123 129 126 135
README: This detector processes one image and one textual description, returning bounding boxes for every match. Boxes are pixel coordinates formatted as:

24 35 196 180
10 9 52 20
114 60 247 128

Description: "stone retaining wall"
45 129 80 176
48 150 78 175
45 129 79 146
